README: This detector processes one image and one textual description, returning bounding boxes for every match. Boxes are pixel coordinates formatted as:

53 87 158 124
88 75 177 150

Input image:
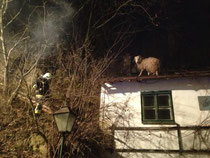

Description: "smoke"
4 1 75 51
32 2 75 47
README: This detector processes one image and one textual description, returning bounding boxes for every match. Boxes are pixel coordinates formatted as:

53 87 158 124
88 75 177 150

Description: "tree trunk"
0 8 8 96
3 62 8 95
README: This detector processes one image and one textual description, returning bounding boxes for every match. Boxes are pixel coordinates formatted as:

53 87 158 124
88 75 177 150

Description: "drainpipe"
176 123 183 154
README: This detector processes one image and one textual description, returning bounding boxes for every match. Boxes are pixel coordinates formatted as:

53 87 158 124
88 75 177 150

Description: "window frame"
141 91 175 124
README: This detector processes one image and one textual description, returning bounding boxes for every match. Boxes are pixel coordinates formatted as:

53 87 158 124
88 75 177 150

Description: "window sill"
142 120 175 125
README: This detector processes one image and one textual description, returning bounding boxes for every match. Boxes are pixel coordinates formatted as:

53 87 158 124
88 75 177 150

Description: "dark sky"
73 0 210 71
6 0 210 71
124 0 210 70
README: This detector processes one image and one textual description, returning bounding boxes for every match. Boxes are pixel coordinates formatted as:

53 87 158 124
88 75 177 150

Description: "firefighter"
33 72 52 117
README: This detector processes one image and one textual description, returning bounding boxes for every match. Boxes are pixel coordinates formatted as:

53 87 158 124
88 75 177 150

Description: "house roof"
101 71 210 83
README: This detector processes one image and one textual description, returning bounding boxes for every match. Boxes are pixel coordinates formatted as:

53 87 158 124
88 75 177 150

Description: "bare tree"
0 0 36 99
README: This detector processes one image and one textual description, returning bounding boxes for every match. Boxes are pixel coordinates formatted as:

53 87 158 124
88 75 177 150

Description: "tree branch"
4 3 24 29
7 28 29 60
94 0 131 30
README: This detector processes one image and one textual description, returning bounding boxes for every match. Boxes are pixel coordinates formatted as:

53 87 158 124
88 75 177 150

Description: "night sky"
70 0 210 72
116 0 210 71
6 0 210 72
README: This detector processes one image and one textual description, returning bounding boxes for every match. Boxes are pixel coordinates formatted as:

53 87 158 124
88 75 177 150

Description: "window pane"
198 96 210 111
143 95 154 107
144 109 155 119
158 109 171 119
157 95 170 107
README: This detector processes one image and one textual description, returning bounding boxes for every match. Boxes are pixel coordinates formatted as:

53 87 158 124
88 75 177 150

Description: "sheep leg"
155 71 158 76
147 72 150 76
139 70 143 76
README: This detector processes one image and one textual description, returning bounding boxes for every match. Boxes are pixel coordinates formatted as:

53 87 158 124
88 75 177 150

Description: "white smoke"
32 2 75 47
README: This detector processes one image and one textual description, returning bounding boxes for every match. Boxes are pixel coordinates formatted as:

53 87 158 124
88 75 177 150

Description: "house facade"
100 73 210 158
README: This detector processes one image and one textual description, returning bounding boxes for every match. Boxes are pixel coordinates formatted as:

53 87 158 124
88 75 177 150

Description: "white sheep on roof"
134 55 160 76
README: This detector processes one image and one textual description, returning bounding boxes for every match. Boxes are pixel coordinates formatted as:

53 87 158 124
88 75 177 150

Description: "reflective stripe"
36 94 43 99
35 109 40 114
32 85 37 89
35 104 42 114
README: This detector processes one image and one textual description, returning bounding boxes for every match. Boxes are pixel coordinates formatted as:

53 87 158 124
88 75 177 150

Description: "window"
198 96 210 111
141 91 174 124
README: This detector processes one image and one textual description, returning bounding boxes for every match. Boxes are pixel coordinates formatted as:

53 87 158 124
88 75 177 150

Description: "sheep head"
134 55 143 64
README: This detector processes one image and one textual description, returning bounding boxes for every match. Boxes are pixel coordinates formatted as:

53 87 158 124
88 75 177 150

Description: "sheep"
134 55 160 76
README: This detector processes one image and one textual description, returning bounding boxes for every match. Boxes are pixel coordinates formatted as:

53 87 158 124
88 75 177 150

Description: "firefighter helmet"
42 73 52 80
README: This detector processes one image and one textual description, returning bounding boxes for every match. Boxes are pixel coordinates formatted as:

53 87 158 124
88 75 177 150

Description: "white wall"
100 77 210 158
101 77 210 127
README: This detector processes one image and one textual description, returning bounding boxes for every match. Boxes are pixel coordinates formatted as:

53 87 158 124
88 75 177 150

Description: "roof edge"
101 71 210 83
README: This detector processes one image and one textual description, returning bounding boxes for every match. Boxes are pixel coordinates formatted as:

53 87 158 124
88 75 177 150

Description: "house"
100 72 210 158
